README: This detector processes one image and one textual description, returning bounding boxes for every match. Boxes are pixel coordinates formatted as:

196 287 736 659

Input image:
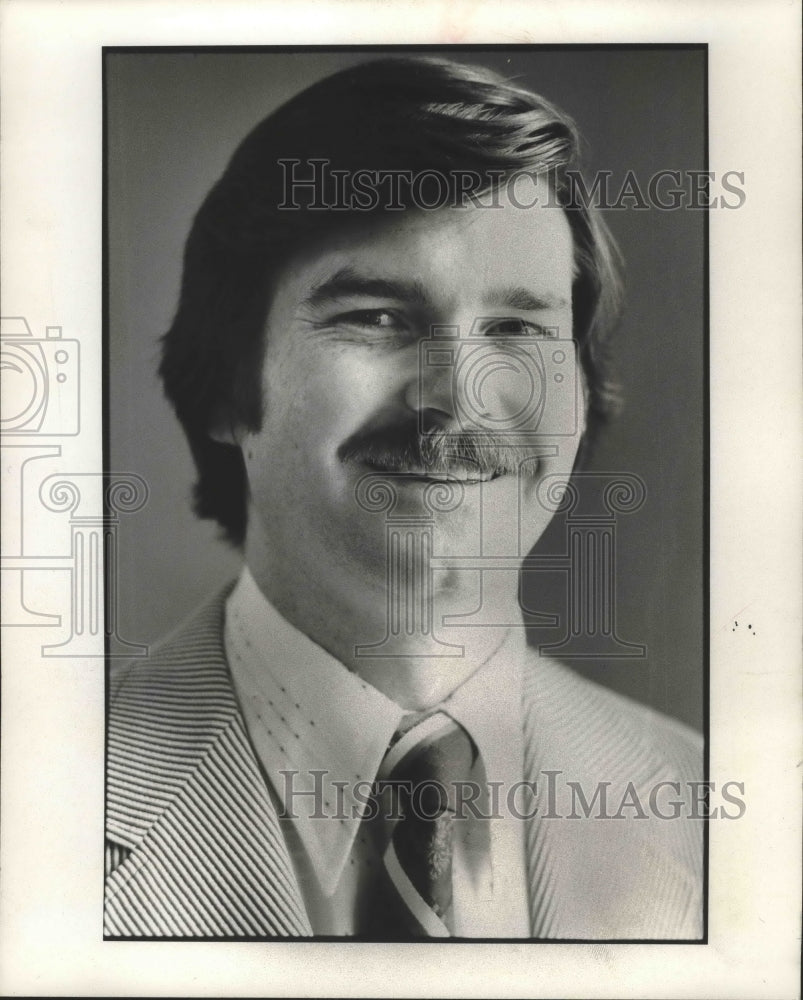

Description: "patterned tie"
368 711 481 938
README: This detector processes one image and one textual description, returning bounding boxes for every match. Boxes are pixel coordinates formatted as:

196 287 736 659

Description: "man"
105 56 703 939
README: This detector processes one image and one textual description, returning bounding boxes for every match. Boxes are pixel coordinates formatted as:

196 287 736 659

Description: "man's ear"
208 415 244 447
578 364 589 434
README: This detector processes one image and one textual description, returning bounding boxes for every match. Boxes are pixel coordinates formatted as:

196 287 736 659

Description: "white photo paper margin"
0 1 800 997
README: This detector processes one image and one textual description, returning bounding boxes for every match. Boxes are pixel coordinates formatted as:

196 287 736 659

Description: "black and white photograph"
104 46 709 941
1 1 800 996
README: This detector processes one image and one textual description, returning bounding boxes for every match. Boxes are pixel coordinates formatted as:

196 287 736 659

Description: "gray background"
106 48 705 731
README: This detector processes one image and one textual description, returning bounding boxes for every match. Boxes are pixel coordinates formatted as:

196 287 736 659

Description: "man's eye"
484 318 557 338
335 310 401 329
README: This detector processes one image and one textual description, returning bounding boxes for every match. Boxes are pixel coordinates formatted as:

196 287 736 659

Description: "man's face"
238 190 582 631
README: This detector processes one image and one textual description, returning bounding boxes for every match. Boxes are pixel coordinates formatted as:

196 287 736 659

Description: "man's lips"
357 459 504 484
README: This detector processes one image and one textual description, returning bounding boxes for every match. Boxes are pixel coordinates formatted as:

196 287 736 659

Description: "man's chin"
338 473 528 566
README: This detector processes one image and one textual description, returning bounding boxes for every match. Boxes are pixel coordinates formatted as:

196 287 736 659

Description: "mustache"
337 422 542 477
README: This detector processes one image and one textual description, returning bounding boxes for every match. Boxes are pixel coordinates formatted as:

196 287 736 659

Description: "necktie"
369 711 482 938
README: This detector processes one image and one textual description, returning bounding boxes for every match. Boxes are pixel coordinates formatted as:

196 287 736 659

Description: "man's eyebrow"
304 267 430 308
482 286 569 311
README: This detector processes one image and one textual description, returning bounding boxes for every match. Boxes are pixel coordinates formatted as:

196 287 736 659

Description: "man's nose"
403 349 458 426
406 323 513 431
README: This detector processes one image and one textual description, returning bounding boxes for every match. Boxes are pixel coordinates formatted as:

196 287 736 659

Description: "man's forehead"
280 199 575 309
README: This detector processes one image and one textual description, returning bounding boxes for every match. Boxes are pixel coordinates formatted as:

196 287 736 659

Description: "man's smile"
337 422 549 489
356 458 506 485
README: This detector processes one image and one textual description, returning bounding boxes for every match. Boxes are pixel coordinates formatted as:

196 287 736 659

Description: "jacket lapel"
520 655 702 939
105 593 312 937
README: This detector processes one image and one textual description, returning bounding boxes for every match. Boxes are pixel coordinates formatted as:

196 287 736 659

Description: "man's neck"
242 554 518 710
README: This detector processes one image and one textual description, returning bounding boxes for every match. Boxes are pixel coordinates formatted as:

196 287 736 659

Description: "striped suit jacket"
105 590 704 939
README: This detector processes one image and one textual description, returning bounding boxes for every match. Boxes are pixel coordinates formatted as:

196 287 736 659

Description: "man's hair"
160 56 623 546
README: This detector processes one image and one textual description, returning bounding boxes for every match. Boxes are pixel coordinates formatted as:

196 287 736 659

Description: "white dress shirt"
224 567 531 937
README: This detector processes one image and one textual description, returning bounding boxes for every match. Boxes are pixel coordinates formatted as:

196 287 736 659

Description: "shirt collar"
225 567 524 895
225 568 404 894
442 626 525 791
